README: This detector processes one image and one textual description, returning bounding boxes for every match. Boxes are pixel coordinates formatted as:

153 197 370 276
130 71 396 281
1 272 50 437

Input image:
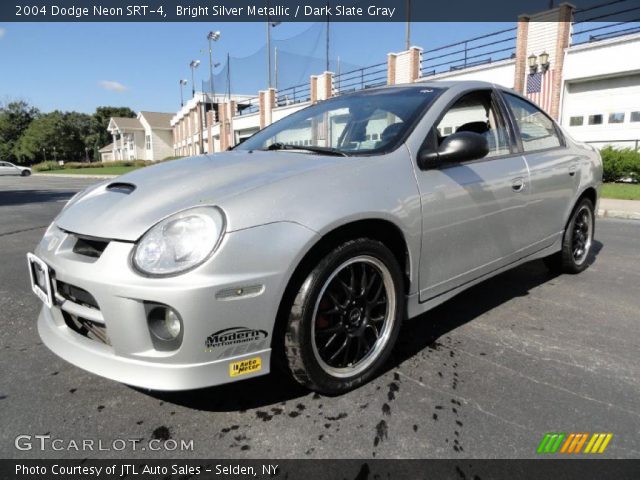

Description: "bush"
32 161 63 172
32 159 155 171
600 146 640 183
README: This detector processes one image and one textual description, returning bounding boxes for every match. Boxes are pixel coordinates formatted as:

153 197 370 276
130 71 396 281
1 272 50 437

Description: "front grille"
56 281 100 310
62 311 111 345
72 236 109 258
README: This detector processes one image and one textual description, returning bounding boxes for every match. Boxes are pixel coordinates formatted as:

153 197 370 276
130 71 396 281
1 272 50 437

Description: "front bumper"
34 221 318 390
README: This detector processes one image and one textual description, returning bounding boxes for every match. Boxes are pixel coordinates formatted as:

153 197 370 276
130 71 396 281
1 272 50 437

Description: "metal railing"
276 83 311 106
237 96 260 116
572 0 640 45
333 62 388 95
420 26 517 77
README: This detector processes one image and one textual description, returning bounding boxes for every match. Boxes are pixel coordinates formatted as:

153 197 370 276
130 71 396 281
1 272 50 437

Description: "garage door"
561 73 640 150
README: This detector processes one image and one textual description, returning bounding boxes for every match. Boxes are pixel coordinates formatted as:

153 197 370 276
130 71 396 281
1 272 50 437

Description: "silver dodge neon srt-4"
28 81 602 395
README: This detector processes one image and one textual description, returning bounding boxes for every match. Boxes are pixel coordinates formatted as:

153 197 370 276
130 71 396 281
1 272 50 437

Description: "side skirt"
407 239 561 319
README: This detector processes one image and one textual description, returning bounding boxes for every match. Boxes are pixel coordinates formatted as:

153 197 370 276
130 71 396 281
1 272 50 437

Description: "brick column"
206 110 215 153
217 101 238 151
408 47 422 83
218 103 229 151
197 104 204 154
387 53 397 85
259 88 276 128
310 75 319 104
550 3 575 120
387 46 422 85
314 72 334 101
513 14 530 94
227 100 237 148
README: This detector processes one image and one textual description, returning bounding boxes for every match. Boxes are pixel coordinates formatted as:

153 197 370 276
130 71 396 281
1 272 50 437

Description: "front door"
0 162 13 175
416 90 530 302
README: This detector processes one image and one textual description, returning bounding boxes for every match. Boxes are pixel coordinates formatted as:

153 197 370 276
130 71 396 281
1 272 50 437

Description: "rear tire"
284 238 404 395
544 198 595 274
21 170 31 177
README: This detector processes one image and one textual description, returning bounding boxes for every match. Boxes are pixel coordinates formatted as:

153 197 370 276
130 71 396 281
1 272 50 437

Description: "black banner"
3 459 640 479
2 0 640 22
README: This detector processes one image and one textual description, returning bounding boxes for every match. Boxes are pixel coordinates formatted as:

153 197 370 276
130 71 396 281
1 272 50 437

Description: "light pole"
266 21 281 88
85 147 89 163
207 31 221 100
189 60 200 97
53 146 57 163
405 0 412 50
42 147 47 162
179 79 188 106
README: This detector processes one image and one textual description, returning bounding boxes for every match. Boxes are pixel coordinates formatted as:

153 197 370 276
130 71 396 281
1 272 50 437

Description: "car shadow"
0 189 76 206
140 242 603 412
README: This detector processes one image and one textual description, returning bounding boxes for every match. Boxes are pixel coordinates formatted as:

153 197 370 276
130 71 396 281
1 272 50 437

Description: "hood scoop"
106 182 136 194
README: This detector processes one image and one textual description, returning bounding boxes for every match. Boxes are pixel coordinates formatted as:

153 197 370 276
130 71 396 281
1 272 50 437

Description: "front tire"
545 197 595 274
284 238 404 394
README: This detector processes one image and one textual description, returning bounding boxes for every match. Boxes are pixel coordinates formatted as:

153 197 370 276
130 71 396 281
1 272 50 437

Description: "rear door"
416 89 530 302
500 92 580 249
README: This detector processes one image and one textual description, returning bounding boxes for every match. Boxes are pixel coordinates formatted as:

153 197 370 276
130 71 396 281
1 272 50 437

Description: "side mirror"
418 131 489 170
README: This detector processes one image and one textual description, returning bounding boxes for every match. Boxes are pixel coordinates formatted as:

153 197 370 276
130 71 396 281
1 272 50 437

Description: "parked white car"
0 161 32 176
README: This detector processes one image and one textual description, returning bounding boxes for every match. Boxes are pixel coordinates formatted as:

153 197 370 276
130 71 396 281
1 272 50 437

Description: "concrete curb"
34 173 118 179
598 198 640 220
598 209 640 220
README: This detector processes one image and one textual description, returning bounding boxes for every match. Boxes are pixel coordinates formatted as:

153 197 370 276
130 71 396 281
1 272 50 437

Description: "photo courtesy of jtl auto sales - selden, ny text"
1 0 639 479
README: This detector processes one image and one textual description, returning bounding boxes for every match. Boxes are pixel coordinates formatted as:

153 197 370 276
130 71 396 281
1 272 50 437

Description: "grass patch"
42 166 139 176
601 183 640 200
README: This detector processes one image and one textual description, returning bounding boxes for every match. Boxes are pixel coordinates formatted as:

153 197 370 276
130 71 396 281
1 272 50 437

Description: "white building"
170 92 256 156
560 34 640 150
165 3 640 155
104 111 174 162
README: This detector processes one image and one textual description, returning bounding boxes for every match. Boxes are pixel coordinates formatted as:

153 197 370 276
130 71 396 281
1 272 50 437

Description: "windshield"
236 87 443 155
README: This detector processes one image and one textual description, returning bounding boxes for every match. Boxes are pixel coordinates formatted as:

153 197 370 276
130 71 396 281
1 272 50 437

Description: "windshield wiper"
264 142 348 157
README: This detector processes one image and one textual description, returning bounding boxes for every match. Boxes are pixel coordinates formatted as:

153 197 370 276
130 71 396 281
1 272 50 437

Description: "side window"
503 93 561 152
436 91 510 158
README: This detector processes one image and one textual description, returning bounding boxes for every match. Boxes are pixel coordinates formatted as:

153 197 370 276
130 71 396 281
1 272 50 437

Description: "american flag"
526 70 554 113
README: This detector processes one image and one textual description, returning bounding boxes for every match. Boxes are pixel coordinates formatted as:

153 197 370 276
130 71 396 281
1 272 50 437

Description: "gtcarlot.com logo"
14 434 194 452
537 432 613 454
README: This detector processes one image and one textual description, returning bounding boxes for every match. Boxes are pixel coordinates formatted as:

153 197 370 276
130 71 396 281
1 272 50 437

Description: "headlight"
132 207 225 276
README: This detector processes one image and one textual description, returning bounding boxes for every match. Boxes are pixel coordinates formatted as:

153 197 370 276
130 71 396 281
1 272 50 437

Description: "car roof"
339 80 516 98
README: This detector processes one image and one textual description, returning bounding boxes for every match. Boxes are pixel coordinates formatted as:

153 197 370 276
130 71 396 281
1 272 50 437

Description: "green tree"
14 111 87 162
0 100 40 163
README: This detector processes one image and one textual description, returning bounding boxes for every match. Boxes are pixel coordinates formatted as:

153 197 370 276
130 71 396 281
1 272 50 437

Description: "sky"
0 21 515 114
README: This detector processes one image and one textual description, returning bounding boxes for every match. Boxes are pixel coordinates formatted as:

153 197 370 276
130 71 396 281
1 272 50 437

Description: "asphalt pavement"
1 175 639 459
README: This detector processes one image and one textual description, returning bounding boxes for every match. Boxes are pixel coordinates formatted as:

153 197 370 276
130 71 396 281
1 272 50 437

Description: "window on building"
608 113 625 124
588 114 603 125
145 135 151 149
569 116 584 126
630 111 640 122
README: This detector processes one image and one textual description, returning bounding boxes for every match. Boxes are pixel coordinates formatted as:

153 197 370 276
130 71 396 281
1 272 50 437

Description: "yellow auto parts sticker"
229 357 262 377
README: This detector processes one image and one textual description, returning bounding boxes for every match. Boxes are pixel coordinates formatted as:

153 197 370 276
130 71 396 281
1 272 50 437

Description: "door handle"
512 177 525 192
568 163 578 176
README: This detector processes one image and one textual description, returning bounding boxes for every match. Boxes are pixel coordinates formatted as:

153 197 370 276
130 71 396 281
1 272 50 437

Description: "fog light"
147 305 182 341
165 309 181 338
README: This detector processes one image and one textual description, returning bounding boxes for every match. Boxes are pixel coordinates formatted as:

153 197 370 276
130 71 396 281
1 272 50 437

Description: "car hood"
55 151 341 241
